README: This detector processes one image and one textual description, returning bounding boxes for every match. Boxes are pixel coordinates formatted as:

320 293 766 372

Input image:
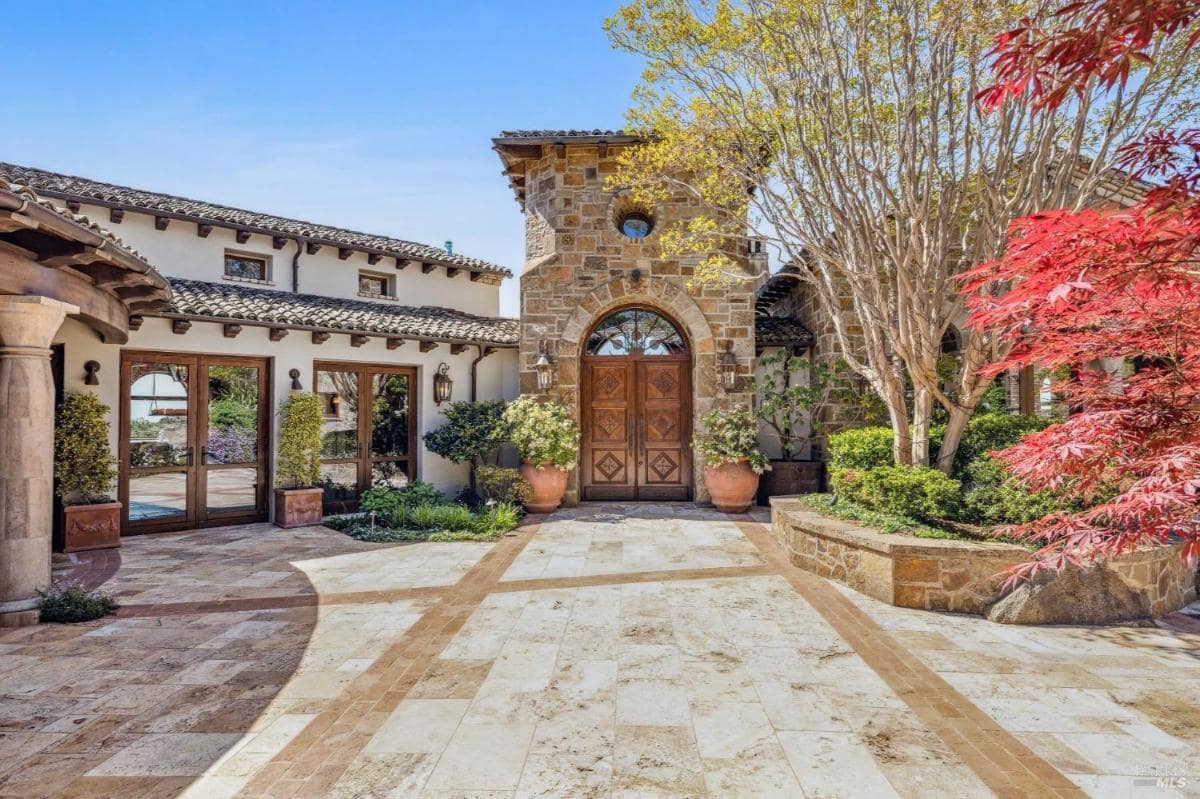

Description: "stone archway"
556 276 718 504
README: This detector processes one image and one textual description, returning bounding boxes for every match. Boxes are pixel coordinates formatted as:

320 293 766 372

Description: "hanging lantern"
535 342 555 392
433 363 454 405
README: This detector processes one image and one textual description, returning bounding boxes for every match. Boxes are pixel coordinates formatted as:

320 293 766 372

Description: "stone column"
0 296 76 627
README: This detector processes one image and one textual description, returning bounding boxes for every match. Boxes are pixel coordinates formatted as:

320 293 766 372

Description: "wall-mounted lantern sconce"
718 340 738 391
288 368 302 390
534 340 556 393
83 360 100 386
433 363 454 405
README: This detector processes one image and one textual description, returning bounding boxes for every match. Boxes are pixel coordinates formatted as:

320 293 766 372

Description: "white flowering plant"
695 405 770 474
503 396 580 470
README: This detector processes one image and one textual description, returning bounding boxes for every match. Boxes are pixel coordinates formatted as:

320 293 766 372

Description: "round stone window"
618 211 654 239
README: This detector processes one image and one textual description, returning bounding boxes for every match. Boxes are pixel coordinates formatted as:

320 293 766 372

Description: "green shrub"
475 466 533 507
329 499 521 543
360 482 447 524
55 392 118 504
423 400 509 467
39 586 117 623
695 405 770 473
801 493 957 539
827 426 894 470
960 455 1075 525
946 413 1048 475
276 392 323 488
835 465 961 522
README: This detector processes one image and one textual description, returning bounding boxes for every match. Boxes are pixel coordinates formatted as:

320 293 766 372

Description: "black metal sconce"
433 363 454 405
288 368 302 390
718 340 738 391
83 360 100 386
534 341 556 392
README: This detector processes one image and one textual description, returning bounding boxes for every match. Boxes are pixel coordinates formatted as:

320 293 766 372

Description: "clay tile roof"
165 278 518 346
755 316 813 349
495 130 636 142
0 162 511 278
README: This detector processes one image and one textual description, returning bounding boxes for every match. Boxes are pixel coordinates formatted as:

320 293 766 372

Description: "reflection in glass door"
125 356 193 526
201 361 267 520
315 362 416 512
121 352 270 533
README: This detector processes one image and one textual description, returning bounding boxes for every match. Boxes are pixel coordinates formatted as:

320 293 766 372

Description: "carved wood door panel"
636 360 690 500
581 356 691 501
582 361 636 500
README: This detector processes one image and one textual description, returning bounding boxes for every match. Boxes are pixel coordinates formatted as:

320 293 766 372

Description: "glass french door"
120 352 270 534
314 362 417 513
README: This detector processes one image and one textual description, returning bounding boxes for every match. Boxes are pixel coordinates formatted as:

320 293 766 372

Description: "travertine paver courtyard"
0 505 1197 798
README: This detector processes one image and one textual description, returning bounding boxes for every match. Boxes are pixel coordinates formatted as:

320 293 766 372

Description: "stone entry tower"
493 130 764 505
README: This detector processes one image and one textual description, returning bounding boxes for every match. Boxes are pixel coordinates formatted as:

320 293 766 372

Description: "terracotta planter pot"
703 460 761 513
756 460 825 506
274 487 324 529
63 502 122 553
520 462 568 513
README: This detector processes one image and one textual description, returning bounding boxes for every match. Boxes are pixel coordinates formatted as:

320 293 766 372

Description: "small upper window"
224 253 268 281
359 272 391 298
618 211 654 239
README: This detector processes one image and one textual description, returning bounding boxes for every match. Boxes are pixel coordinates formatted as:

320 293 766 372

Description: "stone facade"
770 498 1198 620
501 137 766 504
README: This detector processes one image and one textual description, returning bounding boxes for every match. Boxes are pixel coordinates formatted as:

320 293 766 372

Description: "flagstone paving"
0 504 1197 797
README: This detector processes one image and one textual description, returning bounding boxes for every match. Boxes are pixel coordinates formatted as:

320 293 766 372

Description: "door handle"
184 447 194 467
200 446 208 465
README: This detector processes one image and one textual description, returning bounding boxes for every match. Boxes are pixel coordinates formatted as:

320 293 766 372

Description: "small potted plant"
55 392 121 552
696 405 770 512
503 395 579 513
274 391 324 528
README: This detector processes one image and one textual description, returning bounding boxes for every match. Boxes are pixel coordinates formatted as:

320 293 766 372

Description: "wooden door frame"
579 305 693 501
119 350 272 535
313 360 419 512
196 354 272 528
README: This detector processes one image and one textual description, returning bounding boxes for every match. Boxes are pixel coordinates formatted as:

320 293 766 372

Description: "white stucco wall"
63 202 502 317
54 317 520 504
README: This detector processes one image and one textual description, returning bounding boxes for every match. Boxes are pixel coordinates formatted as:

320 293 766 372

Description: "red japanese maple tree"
964 0 1200 580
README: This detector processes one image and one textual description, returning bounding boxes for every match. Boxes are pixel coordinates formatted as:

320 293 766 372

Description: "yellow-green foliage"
276 392 323 488
503 396 579 470
55 392 117 504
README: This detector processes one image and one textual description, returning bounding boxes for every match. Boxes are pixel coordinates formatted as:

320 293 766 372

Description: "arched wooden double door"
581 307 692 501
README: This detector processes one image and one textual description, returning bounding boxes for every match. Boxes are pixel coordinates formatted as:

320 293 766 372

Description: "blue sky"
1 1 646 316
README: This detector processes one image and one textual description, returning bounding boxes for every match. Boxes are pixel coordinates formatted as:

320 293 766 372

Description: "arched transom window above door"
585 308 687 356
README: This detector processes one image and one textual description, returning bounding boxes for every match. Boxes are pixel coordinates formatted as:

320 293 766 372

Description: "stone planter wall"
770 497 1198 621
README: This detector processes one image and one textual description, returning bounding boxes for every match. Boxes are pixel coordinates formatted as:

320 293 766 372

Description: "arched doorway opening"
580 306 692 500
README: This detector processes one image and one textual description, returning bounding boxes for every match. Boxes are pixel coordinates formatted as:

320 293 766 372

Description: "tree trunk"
935 405 971 475
910 387 933 466
882 382 912 466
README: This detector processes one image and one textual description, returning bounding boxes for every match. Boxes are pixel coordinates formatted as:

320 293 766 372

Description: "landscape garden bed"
770 496 1197 622
324 482 522 543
